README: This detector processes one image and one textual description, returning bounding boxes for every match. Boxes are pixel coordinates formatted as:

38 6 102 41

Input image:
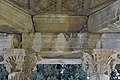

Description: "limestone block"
37 59 82 64
55 33 66 51
68 33 87 51
96 33 120 52
88 0 120 32
42 33 53 51
90 0 109 8
33 14 87 33
22 33 35 49
87 33 101 49
22 32 85 58
32 33 42 52
0 33 13 55
0 0 32 32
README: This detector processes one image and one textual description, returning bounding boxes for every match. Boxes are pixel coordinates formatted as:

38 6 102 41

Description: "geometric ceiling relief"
0 0 120 80
34 0 57 14
90 0 110 9
61 0 84 15
7 0 30 9
34 0 84 15
5 0 116 16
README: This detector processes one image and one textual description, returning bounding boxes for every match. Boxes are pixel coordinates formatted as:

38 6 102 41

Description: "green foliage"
0 64 9 80
30 64 59 80
30 64 87 80
61 64 87 80
110 64 120 80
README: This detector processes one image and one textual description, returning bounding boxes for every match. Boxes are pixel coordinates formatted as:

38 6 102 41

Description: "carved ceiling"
7 0 30 9
90 0 110 9
5 0 116 16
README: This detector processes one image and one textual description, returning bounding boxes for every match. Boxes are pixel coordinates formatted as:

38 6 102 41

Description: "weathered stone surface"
32 33 42 52
0 0 33 33
38 50 82 58
41 33 56 51
88 0 120 32
23 49 37 78
90 0 110 9
5 0 115 16
96 33 120 52
4 49 25 73
0 33 13 55
33 14 87 33
22 33 35 49
82 49 117 79
93 49 117 75
8 72 26 80
13 34 21 48
55 33 68 51
37 59 82 64
1 0 120 80
22 32 86 58
87 33 101 49
68 33 87 51
82 53 94 77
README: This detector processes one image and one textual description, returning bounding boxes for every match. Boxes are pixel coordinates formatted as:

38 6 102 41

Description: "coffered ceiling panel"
7 0 30 9
5 0 117 15
34 0 57 13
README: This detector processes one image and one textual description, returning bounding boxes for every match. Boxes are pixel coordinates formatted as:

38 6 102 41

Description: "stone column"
22 48 37 80
89 49 117 80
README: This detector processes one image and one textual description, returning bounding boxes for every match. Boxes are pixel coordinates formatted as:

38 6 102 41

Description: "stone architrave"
55 33 66 52
32 33 42 52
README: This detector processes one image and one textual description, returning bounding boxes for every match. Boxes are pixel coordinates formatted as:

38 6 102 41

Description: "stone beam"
37 50 83 58
37 59 82 64
33 14 87 33
87 33 101 49
88 0 120 32
89 0 115 15
0 0 33 33
22 32 83 59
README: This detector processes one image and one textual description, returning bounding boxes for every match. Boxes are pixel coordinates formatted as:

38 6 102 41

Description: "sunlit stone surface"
96 33 120 52
0 0 120 79
32 33 42 52
55 33 66 52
